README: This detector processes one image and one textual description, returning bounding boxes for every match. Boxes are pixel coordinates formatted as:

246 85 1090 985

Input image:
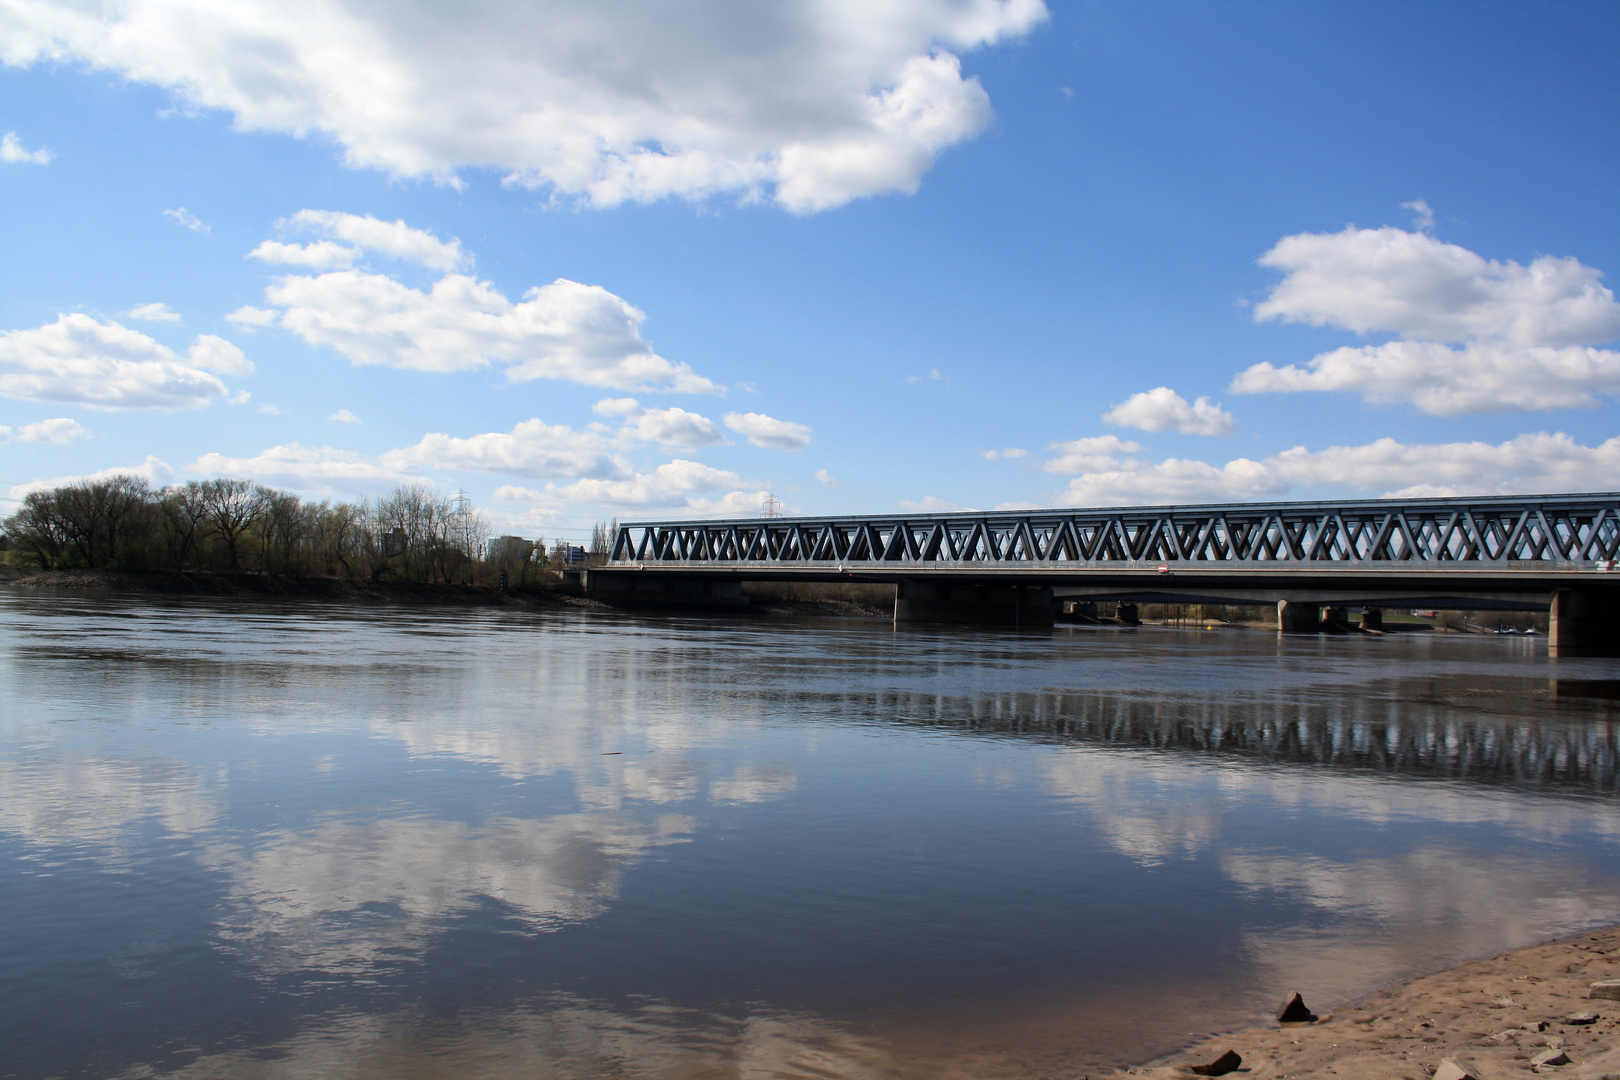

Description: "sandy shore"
1138 925 1620 1080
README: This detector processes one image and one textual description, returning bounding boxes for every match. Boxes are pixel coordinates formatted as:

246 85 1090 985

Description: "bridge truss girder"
610 494 1620 572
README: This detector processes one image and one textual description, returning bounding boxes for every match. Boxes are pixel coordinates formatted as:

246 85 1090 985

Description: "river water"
2 590 1618 1079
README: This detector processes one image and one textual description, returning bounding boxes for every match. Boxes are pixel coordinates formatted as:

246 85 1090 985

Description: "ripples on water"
1 591 1617 1079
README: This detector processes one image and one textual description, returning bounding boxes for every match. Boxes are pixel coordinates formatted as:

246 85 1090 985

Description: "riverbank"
0 567 892 618
1143 924 1620 1080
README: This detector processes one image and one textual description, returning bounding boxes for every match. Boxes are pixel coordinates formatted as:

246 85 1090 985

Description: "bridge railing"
609 494 1620 568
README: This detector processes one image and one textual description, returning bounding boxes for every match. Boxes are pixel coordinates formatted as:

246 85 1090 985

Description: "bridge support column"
894 581 1055 627
1057 600 1098 624
1321 605 1351 632
1359 608 1384 631
1277 599 1321 633
586 572 750 612
1115 602 1140 626
1549 588 1620 656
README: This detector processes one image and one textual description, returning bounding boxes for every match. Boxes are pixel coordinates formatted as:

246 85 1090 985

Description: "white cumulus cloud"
1235 222 1620 415
249 240 358 271
1041 435 1143 475
0 0 1046 212
182 413 744 502
188 444 417 494
0 314 233 410
549 460 751 509
1 131 51 164
249 211 468 272
10 455 174 499
499 460 760 511
617 407 726 449
815 468 840 487
328 408 361 424
257 265 718 393
723 411 811 451
1036 431 1620 506
1233 340 1620 416
125 301 180 322
382 419 630 480
1103 387 1236 436
186 334 254 377
591 399 725 448
0 418 89 445
287 210 467 270
225 306 278 328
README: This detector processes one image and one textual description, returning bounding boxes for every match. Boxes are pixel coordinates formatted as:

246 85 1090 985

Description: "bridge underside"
586 566 1620 652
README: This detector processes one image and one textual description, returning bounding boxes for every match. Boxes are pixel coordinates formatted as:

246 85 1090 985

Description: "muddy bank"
1141 925 1620 1080
2 568 891 618
4 568 610 608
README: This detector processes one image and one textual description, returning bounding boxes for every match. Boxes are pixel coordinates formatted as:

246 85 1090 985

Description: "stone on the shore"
1433 1056 1482 1080
1533 1049 1573 1068
1563 1012 1599 1025
1527 1021 1551 1032
1589 980 1620 1001
1188 1050 1242 1076
1277 991 1318 1023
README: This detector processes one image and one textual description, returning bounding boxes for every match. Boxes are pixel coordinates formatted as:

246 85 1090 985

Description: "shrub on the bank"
0 478 584 586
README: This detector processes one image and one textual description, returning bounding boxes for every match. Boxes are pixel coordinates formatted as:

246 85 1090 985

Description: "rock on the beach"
1533 1049 1573 1068
1590 980 1620 1001
1434 1057 1482 1080
1188 1049 1242 1076
1277 991 1319 1023
1563 1012 1599 1025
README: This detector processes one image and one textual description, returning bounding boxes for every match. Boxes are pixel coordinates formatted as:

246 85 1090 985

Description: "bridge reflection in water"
837 684 1620 794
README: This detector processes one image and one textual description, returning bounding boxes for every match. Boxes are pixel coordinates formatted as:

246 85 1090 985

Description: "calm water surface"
2 590 1618 1079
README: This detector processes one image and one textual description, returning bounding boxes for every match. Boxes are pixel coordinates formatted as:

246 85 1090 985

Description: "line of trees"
0 476 610 585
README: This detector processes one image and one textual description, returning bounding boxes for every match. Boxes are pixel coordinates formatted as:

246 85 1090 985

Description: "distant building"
487 535 534 564
564 545 588 567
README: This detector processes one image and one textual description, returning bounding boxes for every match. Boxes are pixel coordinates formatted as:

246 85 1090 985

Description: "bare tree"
589 518 619 565
160 482 210 569
198 479 263 570
3 490 71 568
51 477 153 568
309 501 362 577
258 489 312 575
372 483 451 580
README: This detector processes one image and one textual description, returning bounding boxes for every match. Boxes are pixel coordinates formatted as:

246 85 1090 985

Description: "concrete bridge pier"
1360 608 1384 631
1321 606 1352 632
893 580 1055 627
1550 587 1620 655
1276 599 1322 633
586 572 750 612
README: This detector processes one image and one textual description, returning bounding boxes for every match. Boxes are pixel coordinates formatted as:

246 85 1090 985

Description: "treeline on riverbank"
0 476 612 587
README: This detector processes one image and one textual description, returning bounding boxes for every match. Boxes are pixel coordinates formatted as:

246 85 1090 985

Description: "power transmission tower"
761 492 783 518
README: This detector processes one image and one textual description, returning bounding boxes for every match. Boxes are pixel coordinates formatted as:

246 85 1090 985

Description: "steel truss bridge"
600 493 1620 618
612 493 1620 571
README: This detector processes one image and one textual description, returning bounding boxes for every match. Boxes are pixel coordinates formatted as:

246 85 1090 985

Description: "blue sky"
2 1 1618 540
